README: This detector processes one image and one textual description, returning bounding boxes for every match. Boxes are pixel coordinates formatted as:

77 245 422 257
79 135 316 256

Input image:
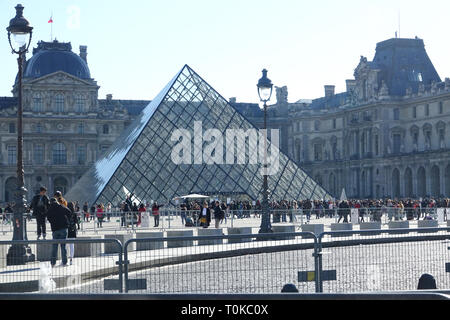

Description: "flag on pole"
48 16 53 23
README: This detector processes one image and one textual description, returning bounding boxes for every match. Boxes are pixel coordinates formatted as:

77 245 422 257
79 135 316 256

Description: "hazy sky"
1 0 450 103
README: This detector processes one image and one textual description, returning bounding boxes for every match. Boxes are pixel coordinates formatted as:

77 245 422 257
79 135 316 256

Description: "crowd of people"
0 188 449 267
176 198 450 225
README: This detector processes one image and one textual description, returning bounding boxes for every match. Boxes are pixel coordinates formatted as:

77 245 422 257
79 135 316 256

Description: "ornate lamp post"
257 69 274 234
6 4 35 265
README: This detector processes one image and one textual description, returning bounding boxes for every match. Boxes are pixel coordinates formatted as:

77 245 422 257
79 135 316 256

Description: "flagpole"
49 13 53 41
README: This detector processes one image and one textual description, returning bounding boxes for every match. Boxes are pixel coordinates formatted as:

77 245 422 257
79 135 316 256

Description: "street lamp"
257 69 273 234
6 4 35 265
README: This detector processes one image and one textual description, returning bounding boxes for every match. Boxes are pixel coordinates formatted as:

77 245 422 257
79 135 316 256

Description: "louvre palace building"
1 37 450 203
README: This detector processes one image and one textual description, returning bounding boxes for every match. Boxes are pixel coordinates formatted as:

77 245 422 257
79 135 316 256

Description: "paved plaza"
0 213 448 294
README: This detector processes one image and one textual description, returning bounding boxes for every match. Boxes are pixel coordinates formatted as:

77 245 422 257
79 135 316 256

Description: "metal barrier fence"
0 239 123 294
317 228 450 293
0 227 449 294
123 232 318 294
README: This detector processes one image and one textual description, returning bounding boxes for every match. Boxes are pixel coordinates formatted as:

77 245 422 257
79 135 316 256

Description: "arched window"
53 177 68 195
103 124 109 135
75 95 85 113
33 93 44 112
52 143 67 165
54 94 65 113
4 177 18 202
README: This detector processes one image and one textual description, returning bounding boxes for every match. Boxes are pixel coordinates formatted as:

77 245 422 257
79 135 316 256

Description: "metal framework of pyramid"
66 65 330 205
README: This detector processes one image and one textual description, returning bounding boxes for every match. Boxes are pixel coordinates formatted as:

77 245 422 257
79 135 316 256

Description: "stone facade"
235 38 450 199
0 41 148 203
1 37 449 203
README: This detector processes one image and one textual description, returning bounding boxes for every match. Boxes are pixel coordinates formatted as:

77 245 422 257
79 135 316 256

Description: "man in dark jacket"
30 187 50 240
213 201 224 229
338 200 350 223
46 198 70 267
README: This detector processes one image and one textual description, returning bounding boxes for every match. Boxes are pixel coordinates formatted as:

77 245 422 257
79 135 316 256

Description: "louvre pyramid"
66 65 330 205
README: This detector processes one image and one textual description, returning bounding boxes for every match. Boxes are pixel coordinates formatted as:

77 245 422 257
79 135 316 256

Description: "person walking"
30 187 50 240
152 202 163 227
200 201 211 228
106 202 112 222
338 200 350 223
138 203 146 227
74 201 81 230
90 204 96 223
303 199 312 224
83 202 89 222
54 191 68 207
46 198 70 267
180 203 187 226
67 202 78 265
96 204 104 228
213 201 223 229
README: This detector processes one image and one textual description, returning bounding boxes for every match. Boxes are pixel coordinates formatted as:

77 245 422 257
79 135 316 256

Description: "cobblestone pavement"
68 236 450 294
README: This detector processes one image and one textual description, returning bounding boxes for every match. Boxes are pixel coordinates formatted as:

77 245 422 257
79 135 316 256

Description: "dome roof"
24 40 91 79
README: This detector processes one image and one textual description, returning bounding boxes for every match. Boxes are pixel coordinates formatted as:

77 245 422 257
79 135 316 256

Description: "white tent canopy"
175 194 210 200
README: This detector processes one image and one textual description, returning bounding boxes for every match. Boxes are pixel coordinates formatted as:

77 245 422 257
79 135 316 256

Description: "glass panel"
66 65 329 206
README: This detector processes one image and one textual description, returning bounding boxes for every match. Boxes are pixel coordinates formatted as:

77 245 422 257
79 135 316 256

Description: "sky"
1 0 450 104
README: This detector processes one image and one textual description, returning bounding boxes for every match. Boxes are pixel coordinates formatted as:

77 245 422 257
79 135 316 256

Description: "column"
0 176 3 202
399 167 405 198
412 165 418 197
48 175 53 195
425 166 431 197
440 163 446 197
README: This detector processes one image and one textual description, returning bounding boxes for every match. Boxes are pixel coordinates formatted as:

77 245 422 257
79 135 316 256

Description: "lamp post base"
6 244 35 266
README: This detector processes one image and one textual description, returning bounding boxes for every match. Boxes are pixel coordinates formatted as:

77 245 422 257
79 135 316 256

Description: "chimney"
229 97 237 104
346 80 356 92
106 94 113 101
324 85 335 98
79 45 87 63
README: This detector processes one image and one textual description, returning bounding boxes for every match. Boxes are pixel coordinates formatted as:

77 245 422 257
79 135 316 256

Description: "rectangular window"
393 108 400 120
54 95 65 113
314 144 322 161
9 123 15 134
7 145 16 165
33 97 44 112
333 119 337 129
33 145 44 165
76 96 85 113
77 146 86 165
439 102 443 114
374 135 379 156
412 106 417 118
393 134 402 154
425 104 430 116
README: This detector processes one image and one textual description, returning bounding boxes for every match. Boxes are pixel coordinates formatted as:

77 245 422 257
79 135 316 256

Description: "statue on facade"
275 86 288 105
379 80 389 97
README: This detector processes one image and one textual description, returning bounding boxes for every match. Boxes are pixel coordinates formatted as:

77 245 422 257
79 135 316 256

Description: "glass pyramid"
66 65 330 205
